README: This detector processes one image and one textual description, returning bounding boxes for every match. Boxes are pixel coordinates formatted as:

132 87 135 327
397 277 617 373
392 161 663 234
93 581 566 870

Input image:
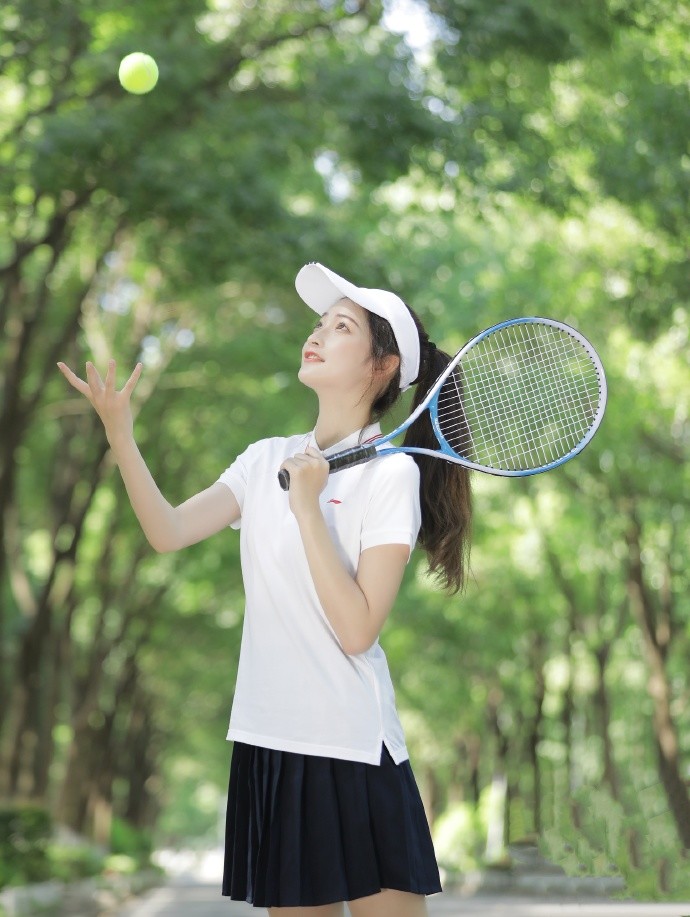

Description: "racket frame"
278 316 607 489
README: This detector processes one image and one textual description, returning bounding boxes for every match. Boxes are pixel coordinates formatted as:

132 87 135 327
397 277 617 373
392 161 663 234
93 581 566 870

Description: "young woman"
57 262 472 917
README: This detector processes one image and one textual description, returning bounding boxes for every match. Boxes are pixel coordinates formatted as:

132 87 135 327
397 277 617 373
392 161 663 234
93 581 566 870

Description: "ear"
375 353 400 383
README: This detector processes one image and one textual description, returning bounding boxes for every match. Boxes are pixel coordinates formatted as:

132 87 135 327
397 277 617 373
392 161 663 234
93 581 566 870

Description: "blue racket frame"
278 317 607 489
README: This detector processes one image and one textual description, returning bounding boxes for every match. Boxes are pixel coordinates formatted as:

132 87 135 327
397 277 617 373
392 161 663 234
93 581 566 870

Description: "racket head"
426 317 607 476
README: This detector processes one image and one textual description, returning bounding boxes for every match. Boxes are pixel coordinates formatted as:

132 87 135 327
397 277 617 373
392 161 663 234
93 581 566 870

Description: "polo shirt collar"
310 422 382 457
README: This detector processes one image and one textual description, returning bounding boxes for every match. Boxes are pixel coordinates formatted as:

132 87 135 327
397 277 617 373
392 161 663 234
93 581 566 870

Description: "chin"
298 366 318 389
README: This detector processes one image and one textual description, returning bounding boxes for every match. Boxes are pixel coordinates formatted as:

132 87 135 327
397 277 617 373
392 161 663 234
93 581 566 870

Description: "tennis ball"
118 52 159 94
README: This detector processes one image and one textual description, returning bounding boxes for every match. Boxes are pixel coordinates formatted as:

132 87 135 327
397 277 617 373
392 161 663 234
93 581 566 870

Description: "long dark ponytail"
365 307 472 594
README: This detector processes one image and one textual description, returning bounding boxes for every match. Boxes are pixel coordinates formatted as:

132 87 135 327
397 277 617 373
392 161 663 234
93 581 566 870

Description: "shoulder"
358 451 422 535
222 434 308 477
362 451 420 488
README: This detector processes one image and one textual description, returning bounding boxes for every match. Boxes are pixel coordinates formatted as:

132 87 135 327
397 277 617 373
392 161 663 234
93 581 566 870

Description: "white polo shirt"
216 422 421 765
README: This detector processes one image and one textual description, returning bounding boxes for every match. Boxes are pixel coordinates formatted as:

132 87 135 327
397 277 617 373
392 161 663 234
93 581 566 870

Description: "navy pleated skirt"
222 741 442 908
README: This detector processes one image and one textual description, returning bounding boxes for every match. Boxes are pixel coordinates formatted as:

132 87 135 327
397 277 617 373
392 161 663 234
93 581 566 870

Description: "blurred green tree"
0 0 688 899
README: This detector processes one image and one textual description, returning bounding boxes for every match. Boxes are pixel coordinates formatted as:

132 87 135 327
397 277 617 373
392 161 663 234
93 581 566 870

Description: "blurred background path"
115 882 690 917
113 850 690 917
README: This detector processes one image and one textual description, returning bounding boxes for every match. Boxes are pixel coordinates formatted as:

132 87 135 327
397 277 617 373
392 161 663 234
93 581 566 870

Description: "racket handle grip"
277 444 378 491
328 443 378 472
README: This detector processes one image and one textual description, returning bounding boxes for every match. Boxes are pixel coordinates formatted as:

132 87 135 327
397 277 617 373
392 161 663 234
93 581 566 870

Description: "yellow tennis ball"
118 52 159 94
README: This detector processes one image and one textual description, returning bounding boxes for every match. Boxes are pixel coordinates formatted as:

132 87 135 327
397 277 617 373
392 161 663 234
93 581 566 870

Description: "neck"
312 392 373 450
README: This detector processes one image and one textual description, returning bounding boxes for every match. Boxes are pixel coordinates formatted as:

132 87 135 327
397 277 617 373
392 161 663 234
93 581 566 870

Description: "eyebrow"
318 312 360 328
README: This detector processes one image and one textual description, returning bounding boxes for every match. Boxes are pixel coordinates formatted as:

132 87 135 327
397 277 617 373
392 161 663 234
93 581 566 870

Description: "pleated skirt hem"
222 741 442 908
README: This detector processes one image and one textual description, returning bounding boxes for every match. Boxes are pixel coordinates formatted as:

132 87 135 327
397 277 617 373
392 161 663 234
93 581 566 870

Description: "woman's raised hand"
57 360 143 443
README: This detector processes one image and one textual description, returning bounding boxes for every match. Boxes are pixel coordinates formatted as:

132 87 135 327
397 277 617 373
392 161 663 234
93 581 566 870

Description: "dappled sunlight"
1 0 689 905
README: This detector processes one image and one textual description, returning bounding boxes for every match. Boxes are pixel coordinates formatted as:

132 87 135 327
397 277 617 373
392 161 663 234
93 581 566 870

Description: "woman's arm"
57 360 240 552
109 433 240 552
296 506 409 654
280 446 410 655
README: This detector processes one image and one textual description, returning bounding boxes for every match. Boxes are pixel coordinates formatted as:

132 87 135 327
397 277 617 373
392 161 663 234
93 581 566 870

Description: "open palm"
57 359 143 441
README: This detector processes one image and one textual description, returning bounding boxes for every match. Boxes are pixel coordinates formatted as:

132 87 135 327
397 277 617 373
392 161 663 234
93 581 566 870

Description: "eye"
312 319 350 331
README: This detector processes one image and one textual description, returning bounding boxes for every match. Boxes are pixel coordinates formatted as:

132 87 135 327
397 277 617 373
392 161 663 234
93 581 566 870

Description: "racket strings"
466 336 598 466
435 323 603 471
441 348 596 448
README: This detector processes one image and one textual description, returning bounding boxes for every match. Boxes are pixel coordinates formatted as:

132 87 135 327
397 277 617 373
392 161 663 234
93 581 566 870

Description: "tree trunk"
420 764 441 831
626 508 690 849
1 449 106 797
593 646 621 802
527 636 546 835
467 733 481 807
123 701 156 830
486 689 509 859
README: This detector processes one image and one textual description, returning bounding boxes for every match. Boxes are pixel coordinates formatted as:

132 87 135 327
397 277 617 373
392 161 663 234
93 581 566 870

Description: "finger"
302 448 326 468
104 359 116 394
122 362 143 396
280 457 308 476
85 361 104 396
57 362 92 398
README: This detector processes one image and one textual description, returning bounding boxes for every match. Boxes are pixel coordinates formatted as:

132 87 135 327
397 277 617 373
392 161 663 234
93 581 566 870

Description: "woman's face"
298 298 376 395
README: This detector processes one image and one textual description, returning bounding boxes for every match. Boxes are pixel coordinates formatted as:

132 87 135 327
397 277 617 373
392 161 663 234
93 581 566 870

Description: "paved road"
113 851 690 917
115 882 690 917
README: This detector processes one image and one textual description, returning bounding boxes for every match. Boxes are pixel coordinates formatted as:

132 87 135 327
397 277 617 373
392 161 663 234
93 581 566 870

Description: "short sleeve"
360 455 421 559
216 440 264 530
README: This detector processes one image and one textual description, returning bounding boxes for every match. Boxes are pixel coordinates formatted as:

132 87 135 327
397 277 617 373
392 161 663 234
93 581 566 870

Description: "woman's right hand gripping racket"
278 317 607 490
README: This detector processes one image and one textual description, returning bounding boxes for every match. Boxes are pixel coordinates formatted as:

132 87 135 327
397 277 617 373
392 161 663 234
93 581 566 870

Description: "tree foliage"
1 0 689 899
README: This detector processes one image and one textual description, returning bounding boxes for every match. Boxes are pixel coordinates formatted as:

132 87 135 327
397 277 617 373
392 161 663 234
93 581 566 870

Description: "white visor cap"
295 262 420 391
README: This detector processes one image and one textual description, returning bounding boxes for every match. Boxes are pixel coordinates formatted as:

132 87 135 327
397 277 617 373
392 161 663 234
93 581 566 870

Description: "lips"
303 351 324 362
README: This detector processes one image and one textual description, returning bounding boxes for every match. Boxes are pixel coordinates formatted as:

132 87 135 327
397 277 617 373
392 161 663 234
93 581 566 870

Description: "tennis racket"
277 317 606 490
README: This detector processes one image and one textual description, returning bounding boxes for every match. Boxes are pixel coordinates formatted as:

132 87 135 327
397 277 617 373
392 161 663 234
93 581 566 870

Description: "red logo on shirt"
327 499 342 504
